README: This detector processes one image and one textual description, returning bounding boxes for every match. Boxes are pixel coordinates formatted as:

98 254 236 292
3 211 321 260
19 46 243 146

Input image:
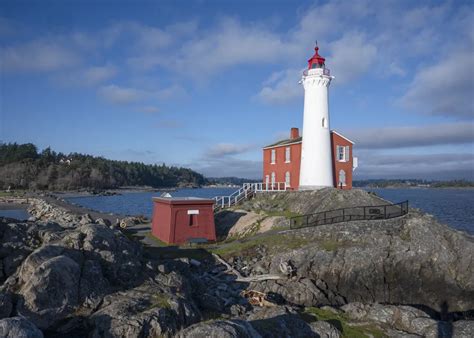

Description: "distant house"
59 158 72 165
262 127 357 190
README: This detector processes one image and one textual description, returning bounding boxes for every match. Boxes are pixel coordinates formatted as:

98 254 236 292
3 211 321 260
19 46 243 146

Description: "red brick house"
263 128 356 190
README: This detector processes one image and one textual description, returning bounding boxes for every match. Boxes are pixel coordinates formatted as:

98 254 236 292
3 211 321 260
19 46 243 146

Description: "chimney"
290 127 300 140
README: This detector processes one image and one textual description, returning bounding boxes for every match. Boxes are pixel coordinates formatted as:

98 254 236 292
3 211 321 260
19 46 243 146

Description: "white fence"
214 182 289 210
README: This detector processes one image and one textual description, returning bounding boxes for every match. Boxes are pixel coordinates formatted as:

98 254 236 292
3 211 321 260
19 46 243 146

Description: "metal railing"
303 68 331 76
213 182 290 211
289 200 409 230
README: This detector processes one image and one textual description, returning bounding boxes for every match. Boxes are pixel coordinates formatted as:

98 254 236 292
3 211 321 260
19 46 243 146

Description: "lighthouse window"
322 118 327 128
271 149 276 164
285 147 291 163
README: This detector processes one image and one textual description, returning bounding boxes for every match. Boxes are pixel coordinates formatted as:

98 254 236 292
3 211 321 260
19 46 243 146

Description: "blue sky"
1 0 473 180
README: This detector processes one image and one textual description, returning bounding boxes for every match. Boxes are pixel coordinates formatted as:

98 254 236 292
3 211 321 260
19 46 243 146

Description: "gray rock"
0 292 13 319
175 320 260 338
89 281 200 337
309 321 341 338
246 306 317 337
255 210 474 312
16 252 81 329
95 218 111 227
0 317 43 338
28 216 37 222
453 320 474 337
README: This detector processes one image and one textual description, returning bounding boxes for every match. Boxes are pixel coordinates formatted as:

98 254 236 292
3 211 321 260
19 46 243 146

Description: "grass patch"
304 307 386 338
0 190 26 197
210 232 310 258
147 293 171 310
145 232 169 247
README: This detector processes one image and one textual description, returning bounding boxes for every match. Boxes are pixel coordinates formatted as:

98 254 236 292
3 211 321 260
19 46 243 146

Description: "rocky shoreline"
0 189 473 337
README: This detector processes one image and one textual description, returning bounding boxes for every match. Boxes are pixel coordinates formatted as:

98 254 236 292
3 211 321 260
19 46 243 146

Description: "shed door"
173 209 212 244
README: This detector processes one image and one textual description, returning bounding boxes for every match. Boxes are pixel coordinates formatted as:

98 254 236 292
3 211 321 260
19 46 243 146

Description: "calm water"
66 188 238 217
0 209 30 220
66 187 473 235
365 188 473 235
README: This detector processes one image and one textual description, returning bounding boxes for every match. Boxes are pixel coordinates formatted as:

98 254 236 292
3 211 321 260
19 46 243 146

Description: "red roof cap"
308 46 326 69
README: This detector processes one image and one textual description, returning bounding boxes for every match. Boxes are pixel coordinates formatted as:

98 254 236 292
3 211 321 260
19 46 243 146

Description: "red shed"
151 197 216 244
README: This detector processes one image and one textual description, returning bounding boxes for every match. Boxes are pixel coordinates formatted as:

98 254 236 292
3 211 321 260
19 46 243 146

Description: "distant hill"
354 179 474 188
0 143 207 190
206 177 260 186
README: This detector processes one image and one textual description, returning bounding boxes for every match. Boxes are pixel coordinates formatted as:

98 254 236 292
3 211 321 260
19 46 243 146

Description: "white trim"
331 130 355 144
263 140 302 150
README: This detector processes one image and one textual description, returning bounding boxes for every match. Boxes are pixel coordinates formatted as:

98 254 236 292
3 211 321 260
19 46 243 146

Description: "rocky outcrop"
240 188 387 215
227 210 474 313
341 302 474 337
0 217 200 336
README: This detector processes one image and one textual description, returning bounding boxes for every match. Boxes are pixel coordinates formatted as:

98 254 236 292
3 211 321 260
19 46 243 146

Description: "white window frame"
337 145 350 162
265 175 269 185
270 149 276 164
271 172 276 185
285 147 291 163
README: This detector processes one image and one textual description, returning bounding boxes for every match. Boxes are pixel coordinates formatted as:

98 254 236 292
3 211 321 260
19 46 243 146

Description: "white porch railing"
243 182 289 192
213 182 289 210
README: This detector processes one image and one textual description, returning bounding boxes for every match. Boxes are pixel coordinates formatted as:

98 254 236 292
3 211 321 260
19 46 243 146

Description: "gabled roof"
263 136 302 149
331 130 355 144
263 130 354 149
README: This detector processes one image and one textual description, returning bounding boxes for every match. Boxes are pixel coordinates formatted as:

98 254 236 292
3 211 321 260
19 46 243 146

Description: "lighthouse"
299 45 334 190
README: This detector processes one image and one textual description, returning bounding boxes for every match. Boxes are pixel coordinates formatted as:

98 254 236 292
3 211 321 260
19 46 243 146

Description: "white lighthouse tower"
299 45 334 190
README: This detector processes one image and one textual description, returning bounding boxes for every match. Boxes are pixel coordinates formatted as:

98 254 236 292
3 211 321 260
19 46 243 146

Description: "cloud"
55 64 117 87
256 69 302 104
138 106 160 114
328 32 377 84
135 17 284 77
81 65 117 85
98 84 185 105
347 122 474 149
399 51 474 119
205 143 254 158
1 39 80 72
98 85 144 104
355 152 474 180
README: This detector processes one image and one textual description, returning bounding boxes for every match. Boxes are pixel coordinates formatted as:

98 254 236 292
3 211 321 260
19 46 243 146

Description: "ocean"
63 187 474 235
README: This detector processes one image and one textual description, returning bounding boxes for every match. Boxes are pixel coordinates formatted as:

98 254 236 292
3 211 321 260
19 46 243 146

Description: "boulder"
16 252 81 329
89 281 200 337
0 317 43 338
309 321 341 338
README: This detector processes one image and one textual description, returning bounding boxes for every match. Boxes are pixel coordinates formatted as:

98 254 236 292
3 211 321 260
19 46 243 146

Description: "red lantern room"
308 45 326 69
